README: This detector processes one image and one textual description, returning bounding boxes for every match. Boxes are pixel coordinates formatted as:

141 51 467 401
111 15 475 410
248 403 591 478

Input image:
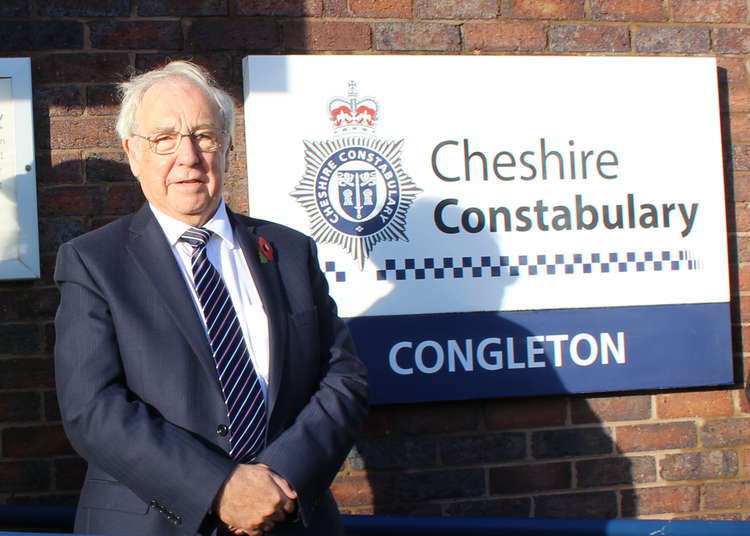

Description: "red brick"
33 53 131 85
0 359 54 389
0 461 50 493
138 0 227 16
661 450 738 481
2 425 74 457
741 447 750 475
673 0 747 23
324 0 351 16
39 218 86 253
577 456 656 487
718 57 747 84
331 476 384 506
55 458 87 490
0 322 41 356
0 392 42 422
572 395 651 423
622 485 700 515
739 381 750 414
728 168 747 196
702 418 750 447
34 87 84 119
187 20 279 51
656 391 734 419
283 21 371 51
90 21 182 50
36 151 84 186
485 397 566 430
549 25 630 52
704 481 750 509
102 185 143 215
374 22 461 51
86 85 119 117
416 0 498 19
733 145 750 171
591 0 665 21
85 152 134 182
350 0 411 17
535 491 617 518
48 118 118 150
728 84 750 113
740 293 750 320
39 0 130 16
39 186 99 216
444 497 530 517
716 28 750 54
507 0 584 20
490 462 571 494
732 203 750 232
729 114 750 142
616 422 697 452
234 0 322 16
464 22 546 52
0 21 83 51
361 405 394 437
394 401 482 435
736 236 750 262
634 27 710 54
397 469 485 502
533 427 614 458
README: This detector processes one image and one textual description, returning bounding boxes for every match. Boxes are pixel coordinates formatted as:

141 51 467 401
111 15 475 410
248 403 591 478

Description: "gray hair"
115 60 235 141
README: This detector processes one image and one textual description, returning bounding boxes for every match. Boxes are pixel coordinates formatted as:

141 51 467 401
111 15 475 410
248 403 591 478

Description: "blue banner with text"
346 303 733 405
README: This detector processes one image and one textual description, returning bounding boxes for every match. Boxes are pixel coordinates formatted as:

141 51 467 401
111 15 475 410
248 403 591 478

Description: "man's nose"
175 134 201 165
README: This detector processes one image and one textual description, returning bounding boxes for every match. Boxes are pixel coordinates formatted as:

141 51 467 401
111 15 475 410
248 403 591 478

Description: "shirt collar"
149 201 237 249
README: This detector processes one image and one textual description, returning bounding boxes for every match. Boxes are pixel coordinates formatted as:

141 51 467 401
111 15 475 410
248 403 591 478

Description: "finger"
269 474 297 499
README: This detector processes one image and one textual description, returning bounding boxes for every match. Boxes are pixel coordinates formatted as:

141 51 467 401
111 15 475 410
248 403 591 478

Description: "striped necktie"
181 227 267 462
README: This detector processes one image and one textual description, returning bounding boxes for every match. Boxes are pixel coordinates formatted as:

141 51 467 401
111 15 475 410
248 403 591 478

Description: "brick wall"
1 0 749 522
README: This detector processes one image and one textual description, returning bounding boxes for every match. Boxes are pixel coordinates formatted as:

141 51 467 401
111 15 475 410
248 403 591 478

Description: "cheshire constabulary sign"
242 55 733 404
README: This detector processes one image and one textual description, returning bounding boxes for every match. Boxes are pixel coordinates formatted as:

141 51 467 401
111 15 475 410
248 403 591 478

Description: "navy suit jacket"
54 204 368 536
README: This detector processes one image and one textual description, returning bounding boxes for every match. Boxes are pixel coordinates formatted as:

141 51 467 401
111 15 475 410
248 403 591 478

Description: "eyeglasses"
132 129 227 155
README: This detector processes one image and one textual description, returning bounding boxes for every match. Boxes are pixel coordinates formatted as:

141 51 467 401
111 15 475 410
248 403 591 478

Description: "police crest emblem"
291 82 420 269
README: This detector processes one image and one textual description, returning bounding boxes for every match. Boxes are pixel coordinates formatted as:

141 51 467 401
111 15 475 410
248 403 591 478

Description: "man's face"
123 78 230 226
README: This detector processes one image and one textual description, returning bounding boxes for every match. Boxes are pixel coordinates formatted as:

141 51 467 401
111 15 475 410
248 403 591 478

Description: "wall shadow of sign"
345 196 632 518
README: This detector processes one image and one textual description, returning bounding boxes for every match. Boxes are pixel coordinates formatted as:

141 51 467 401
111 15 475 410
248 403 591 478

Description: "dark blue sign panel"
347 303 733 405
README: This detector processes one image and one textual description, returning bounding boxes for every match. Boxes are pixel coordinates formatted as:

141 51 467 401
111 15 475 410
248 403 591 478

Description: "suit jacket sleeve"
54 240 236 535
254 235 369 526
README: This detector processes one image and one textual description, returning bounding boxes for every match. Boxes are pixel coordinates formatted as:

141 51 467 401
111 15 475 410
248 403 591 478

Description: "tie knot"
181 227 212 249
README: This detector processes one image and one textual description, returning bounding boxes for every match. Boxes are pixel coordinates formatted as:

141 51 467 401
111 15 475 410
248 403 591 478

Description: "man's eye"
153 134 177 143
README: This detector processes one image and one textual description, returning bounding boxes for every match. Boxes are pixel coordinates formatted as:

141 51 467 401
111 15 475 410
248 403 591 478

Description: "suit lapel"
229 210 288 417
125 205 221 391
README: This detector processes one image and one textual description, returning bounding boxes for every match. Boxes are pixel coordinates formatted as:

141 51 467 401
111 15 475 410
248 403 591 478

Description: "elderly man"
54 61 368 536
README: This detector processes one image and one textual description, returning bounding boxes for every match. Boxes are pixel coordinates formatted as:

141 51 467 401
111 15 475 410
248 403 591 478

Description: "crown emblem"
328 81 378 137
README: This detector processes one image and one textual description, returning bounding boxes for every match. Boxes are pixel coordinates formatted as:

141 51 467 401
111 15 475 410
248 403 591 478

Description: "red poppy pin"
258 236 274 263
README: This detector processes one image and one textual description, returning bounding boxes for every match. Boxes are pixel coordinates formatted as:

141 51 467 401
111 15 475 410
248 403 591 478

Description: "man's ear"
122 137 141 179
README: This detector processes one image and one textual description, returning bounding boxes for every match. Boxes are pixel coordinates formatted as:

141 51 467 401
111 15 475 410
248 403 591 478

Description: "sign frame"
0 57 39 280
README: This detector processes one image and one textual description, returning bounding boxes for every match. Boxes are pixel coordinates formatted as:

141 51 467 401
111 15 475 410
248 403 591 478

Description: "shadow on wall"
716 66 749 404
343 195 634 519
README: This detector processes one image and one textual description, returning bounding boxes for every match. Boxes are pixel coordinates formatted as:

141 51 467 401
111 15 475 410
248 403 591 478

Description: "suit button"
216 424 228 436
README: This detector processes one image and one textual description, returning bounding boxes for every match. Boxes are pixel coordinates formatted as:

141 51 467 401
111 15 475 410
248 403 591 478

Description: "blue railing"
0 506 746 535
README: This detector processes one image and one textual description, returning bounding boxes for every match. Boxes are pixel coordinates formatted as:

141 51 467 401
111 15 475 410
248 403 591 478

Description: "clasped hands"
215 463 298 535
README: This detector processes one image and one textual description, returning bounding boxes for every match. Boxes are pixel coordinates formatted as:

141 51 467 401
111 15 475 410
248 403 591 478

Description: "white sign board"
243 55 731 403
